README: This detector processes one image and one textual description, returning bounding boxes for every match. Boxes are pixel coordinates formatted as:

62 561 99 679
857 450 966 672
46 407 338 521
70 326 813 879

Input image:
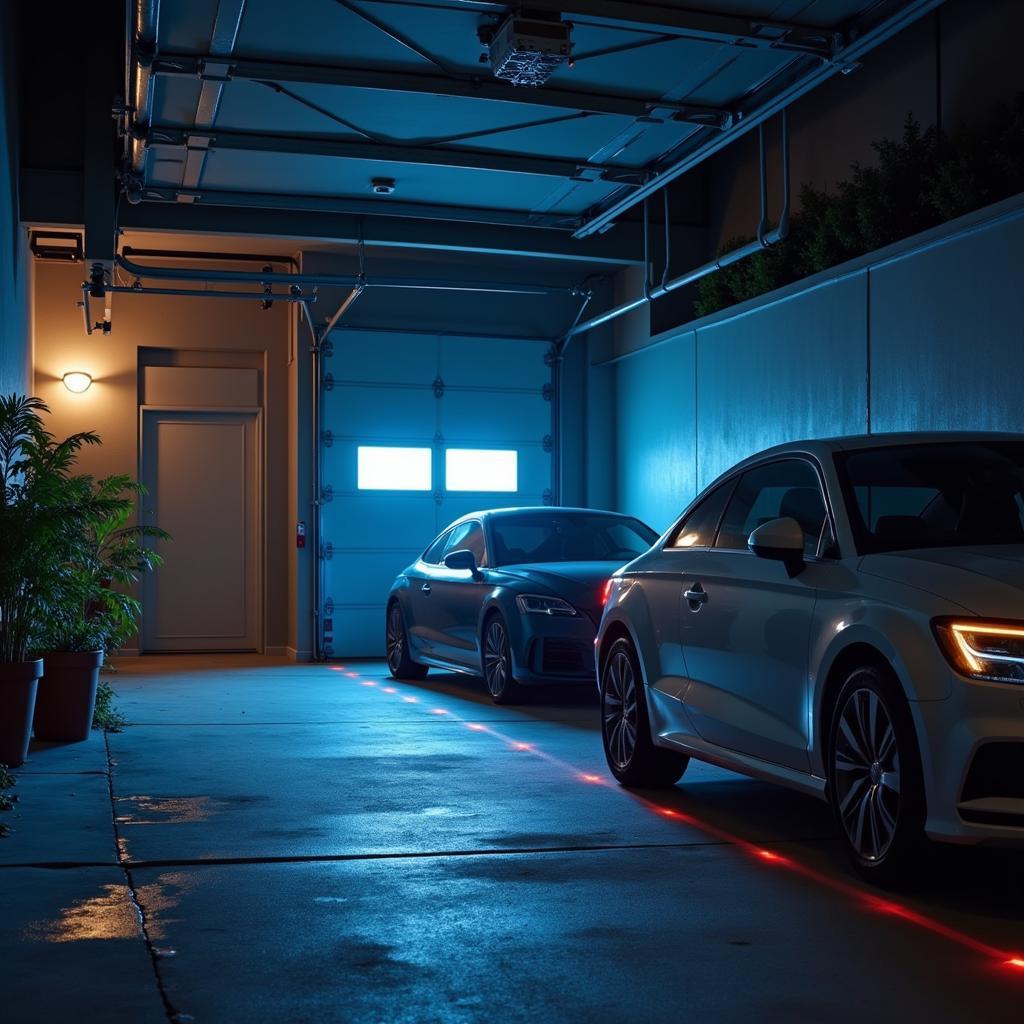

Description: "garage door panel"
325 491 437 550
443 391 550 444
440 337 550 389
323 386 437 441
327 607 387 660
325 550 421 606
332 332 438 385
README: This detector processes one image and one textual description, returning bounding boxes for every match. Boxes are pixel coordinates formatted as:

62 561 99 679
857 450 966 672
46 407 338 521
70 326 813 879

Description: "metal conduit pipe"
123 247 300 270
130 0 160 173
565 108 790 341
114 253 573 295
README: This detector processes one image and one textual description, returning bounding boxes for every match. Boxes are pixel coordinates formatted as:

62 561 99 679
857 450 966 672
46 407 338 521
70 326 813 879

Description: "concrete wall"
32 262 293 653
0 4 29 396
611 193 1024 532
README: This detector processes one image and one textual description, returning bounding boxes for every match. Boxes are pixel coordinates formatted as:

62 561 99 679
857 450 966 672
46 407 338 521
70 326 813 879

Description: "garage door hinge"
544 346 557 367
433 376 445 398
542 383 553 402
321 430 333 448
433 489 444 506
433 432 444 446
321 542 334 561
542 489 553 506
321 485 334 504
323 373 335 391
321 339 334 358
324 598 335 615
542 435 553 453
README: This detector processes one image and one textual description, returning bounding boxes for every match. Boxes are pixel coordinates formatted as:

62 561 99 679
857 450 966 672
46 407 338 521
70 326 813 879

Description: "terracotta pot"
0 660 43 766
33 650 105 742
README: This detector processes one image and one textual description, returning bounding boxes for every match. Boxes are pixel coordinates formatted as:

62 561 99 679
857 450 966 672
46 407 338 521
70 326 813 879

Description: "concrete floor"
2 656 1024 1023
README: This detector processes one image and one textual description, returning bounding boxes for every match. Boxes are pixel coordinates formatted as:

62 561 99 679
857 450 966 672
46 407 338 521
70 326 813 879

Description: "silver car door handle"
421 583 432 594
684 584 708 608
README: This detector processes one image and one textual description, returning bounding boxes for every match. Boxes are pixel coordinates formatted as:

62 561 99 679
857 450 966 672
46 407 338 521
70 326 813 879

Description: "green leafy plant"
39 473 169 655
694 94 1024 318
92 680 128 732
0 763 14 833
0 395 101 663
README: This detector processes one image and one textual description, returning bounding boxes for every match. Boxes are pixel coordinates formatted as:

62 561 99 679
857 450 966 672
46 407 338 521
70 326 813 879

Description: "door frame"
138 405 266 653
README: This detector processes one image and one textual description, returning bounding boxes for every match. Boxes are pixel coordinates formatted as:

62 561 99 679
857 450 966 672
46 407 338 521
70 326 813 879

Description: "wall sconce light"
62 372 93 394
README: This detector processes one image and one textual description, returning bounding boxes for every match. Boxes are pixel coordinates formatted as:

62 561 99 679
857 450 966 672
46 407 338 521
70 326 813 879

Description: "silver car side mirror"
748 517 805 577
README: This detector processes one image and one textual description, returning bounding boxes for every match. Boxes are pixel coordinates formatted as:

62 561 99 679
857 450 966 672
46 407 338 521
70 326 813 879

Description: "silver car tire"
600 637 688 788
827 664 926 883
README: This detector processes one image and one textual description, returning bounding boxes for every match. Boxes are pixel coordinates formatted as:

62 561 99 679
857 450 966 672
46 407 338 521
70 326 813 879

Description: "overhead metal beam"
574 0 946 238
368 0 841 55
152 54 733 128
133 183 583 229
147 127 647 184
20 168 650 264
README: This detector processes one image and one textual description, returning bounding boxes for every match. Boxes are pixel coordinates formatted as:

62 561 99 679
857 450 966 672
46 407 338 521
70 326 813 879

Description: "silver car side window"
668 479 736 548
715 460 827 556
443 520 488 567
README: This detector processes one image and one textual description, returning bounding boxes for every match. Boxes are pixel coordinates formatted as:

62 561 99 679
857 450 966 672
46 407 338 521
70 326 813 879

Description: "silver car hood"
859 546 1024 616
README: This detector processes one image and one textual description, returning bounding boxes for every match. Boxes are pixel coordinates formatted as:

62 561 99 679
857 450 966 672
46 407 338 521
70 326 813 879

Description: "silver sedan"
597 433 1024 881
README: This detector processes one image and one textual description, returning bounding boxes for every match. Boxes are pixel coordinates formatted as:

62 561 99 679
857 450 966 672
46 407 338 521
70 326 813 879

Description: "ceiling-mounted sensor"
487 14 573 87
371 177 397 195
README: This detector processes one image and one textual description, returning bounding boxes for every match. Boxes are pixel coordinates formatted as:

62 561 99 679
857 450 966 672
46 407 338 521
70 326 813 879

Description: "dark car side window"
668 479 736 548
422 529 453 565
715 459 828 557
443 520 487 567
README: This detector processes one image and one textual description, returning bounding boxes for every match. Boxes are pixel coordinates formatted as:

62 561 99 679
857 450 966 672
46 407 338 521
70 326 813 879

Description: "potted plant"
0 395 101 766
33 474 167 741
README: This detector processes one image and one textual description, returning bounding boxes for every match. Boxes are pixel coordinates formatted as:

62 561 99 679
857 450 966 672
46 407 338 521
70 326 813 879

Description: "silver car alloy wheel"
386 604 404 674
603 648 638 770
484 619 510 697
833 687 902 862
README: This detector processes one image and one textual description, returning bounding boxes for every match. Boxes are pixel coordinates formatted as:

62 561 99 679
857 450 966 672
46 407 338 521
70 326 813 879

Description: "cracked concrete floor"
2 654 1024 1023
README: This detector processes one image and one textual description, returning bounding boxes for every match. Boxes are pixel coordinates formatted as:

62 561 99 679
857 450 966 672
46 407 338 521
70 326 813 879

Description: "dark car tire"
386 601 428 681
482 612 524 705
827 663 927 885
601 637 688 787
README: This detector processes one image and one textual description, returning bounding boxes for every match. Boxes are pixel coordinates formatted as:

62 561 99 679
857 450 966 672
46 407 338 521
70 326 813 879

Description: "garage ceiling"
131 0 944 236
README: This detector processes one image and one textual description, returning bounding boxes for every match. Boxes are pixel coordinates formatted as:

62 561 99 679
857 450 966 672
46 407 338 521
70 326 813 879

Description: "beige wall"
32 260 294 652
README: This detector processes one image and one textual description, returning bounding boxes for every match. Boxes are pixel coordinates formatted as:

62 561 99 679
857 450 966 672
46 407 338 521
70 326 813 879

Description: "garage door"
319 330 554 658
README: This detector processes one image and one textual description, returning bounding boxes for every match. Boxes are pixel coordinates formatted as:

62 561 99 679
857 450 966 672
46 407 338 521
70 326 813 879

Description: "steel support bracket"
199 59 234 82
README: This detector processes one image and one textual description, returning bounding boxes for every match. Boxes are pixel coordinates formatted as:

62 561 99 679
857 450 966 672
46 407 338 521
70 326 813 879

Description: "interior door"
679 459 828 771
141 409 262 652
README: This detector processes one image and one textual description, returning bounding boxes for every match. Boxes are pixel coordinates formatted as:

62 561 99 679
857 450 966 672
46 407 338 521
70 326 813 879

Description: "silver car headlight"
933 619 1024 684
515 594 578 616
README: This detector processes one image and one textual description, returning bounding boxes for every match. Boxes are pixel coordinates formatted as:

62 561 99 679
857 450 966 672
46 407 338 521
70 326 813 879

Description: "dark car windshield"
836 442 1024 554
489 513 657 566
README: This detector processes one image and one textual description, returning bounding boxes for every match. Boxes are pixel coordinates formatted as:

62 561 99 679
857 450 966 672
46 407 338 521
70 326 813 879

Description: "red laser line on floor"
354 674 1023 974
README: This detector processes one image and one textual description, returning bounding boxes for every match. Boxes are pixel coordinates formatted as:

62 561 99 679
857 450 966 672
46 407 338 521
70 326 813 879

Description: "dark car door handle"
684 584 708 608
421 583 432 594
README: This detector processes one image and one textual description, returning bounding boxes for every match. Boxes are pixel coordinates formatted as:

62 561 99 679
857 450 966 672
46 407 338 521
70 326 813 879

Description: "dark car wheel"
482 613 523 705
601 637 688 787
386 602 428 681
828 664 926 884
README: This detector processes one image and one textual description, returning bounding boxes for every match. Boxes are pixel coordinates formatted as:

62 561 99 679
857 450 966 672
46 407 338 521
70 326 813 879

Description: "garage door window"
357 446 432 491
446 449 518 492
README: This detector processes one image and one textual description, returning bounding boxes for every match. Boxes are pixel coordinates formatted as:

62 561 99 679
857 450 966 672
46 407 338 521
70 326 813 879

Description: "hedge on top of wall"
693 93 1024 319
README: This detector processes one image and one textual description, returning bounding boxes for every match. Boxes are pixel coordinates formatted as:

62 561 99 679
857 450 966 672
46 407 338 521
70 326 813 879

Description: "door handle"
684 584 708 610
421 583 432 594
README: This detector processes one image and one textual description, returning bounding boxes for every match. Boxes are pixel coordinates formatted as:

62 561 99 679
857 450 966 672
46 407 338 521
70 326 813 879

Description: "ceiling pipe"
115 252 578 294
123 246 299 270
130 0 161 174
565 108 789 342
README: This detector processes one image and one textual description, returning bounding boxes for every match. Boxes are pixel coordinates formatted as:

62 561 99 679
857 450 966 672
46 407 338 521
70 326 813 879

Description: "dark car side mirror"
748 517 805 577
443 549 481 576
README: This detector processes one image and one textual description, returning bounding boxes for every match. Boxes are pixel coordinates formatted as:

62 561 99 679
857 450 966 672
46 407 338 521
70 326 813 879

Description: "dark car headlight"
516 594 578 616
933 619 1024 683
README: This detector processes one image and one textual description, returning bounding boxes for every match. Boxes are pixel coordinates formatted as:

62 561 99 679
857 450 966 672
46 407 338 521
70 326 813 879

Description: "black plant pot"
33 651 105 742
0 659 43 766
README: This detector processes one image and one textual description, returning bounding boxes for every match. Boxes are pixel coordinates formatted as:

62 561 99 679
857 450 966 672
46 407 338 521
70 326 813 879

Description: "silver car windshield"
836 442 1024 553
489 514 657 566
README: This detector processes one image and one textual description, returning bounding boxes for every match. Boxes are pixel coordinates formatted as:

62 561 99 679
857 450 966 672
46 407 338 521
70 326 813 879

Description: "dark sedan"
385 507 658 703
